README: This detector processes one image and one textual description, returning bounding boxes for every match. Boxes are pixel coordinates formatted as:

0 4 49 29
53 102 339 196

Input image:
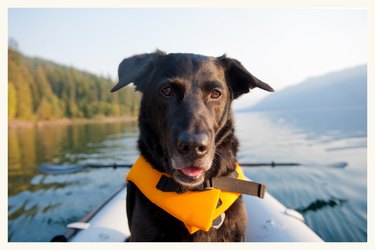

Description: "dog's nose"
177 133 209 157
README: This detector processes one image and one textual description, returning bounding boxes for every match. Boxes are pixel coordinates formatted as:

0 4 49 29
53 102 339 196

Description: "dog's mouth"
172 162 210 188
170 148 214 188
179 165 204 177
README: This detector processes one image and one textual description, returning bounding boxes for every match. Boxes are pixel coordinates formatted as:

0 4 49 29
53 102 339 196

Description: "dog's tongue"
180 165 203 177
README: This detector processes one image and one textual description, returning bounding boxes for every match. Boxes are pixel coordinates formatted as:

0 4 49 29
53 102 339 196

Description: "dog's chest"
132 186 246 242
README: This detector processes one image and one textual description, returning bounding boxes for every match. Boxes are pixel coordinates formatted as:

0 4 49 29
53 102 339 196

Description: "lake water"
8 106 367 242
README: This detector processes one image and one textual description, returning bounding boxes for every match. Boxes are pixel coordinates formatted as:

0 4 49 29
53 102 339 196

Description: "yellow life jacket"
126 156 246 234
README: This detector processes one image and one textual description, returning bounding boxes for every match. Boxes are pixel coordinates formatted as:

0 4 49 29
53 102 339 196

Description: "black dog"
111 51 274 241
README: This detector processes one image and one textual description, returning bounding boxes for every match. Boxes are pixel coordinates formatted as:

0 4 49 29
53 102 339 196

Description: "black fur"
112 51 273 242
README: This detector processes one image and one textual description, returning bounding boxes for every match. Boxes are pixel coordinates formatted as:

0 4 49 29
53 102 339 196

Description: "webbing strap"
210 177 266 198
156 175 266 199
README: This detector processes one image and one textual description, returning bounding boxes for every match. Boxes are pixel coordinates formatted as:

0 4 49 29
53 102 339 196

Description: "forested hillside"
8 48 141 121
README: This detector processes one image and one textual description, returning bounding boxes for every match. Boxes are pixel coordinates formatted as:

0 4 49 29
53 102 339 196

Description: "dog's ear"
218 55 274 98
111 50 166 92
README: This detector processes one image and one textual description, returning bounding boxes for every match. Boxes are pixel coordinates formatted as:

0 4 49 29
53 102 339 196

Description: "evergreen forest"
8 47 141 121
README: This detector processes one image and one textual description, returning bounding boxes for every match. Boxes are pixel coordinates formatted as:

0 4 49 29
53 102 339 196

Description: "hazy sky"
8 8 367 108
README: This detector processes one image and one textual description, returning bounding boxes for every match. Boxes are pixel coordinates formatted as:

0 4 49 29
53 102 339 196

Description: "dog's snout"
177 132 209 157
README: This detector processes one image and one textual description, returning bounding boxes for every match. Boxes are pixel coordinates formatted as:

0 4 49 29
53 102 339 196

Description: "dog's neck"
137 112 238 180
212 115 239 177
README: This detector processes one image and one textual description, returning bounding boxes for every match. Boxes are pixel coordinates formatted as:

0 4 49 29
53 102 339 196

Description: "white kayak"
59 183 323 242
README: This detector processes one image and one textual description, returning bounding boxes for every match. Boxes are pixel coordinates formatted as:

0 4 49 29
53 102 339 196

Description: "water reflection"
256 105 367 140
8 121 137 241
235 106 367 166
8 106 367 242
236 106 366 242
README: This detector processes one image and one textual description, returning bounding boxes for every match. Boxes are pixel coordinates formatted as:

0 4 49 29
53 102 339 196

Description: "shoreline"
8 116 138 129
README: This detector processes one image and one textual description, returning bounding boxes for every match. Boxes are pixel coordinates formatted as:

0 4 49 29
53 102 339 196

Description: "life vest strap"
209 177 266 198
156 173 266 198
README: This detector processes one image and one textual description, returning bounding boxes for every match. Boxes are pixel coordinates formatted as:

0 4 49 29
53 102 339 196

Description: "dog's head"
112 51 273 188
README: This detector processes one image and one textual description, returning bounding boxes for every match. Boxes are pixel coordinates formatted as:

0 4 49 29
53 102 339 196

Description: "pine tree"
8 46 141 121
16 83 34 120
37 97 53 120
8 82 17 119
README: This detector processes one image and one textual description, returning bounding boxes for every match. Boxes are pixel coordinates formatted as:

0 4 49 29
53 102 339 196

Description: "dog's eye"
161 87 174 97
210 89 222 99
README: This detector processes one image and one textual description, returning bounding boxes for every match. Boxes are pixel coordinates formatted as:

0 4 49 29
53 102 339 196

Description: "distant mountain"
249 65 367 111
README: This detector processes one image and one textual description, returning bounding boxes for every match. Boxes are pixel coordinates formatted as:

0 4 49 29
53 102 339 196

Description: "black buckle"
156 175 186 194
203 178 214 190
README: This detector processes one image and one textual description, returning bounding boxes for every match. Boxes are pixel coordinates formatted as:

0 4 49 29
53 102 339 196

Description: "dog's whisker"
214 151 224 161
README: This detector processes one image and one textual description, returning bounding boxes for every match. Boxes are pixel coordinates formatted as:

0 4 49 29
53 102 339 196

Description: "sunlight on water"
8 122 136 241
8 107 366 242
235 106 366 242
